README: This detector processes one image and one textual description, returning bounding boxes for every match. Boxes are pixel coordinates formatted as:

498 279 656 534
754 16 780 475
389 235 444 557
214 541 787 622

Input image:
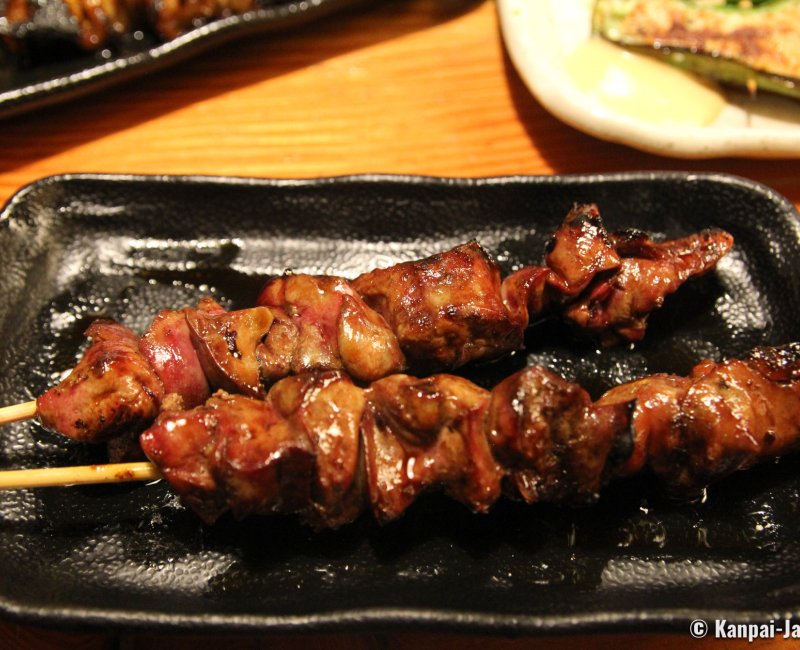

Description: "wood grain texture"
0 0 799 646
0 0 798 207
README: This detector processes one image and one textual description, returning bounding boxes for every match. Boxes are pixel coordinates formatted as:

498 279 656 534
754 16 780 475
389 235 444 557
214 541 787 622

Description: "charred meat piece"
563 227 734 345
253 306 300 385
139 306 211 409
747 343 800 382
186 297 275 398
258 275 337 370
143 371 365 528
351 242 525 373
132 379 318 523
486 366 630 505
144 390 315 520
206 391 315 518
258 274 405 383
591 373 690 481
139 401 226 524
501 206 733 346
36 321 163 442
269 370 366 528
361 373 501 522
142 344 800 527
501 203 622 326
598 342 800 498
656 344 800 497
542 203 621 298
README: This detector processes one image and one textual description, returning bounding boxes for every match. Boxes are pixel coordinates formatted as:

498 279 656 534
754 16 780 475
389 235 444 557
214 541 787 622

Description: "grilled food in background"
0 0 264 61
593 0 800 101
34 204 733 447
141 342 800 529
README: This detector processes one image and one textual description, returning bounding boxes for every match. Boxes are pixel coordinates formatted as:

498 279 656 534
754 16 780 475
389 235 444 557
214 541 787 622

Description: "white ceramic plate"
498 0 800 158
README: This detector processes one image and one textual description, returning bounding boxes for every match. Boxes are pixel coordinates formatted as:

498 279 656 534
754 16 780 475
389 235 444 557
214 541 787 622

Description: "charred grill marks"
141 342 800 528
35 205 733 446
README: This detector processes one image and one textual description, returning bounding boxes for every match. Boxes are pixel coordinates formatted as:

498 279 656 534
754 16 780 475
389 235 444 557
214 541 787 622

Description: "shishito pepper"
592 0 800 100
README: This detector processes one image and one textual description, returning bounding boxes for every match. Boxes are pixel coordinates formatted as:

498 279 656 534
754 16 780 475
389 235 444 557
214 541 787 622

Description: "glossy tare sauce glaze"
35 204 733 447
140 342 800 528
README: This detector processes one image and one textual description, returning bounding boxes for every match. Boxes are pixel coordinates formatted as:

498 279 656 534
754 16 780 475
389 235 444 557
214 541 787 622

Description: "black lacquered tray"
0 0 367 119
0 172 799 634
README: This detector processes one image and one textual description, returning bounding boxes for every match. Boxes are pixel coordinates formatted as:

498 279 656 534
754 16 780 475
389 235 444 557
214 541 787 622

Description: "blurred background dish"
498 0 800 158
0 0 366 119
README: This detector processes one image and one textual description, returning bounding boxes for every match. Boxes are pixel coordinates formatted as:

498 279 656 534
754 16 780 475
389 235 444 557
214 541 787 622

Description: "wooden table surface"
1 1 799 647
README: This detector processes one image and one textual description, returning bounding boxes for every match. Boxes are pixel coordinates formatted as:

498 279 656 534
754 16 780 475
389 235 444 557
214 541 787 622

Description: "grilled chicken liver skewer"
34 205 733 444
140 342 800 528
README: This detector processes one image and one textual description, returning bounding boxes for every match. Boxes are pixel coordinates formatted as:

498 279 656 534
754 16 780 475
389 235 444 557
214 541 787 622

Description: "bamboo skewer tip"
0 462 160 490
0 401 161 490
0 400 36 426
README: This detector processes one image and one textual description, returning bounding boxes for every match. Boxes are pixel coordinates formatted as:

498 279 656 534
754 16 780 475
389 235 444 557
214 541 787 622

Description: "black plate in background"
0 0 368 119
0 172 800 634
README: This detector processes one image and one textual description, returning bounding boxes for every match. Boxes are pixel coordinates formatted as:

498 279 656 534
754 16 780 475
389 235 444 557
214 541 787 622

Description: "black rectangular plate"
0 0 366 119
1 172 799 634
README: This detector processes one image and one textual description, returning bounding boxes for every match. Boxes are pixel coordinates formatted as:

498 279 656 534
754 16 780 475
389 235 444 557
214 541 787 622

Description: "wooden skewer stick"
0 401 161 489
0 461 160 490
0 400 37 426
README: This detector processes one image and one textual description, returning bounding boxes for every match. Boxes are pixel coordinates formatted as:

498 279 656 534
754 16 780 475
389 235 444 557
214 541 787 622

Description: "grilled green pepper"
592 0 800 100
